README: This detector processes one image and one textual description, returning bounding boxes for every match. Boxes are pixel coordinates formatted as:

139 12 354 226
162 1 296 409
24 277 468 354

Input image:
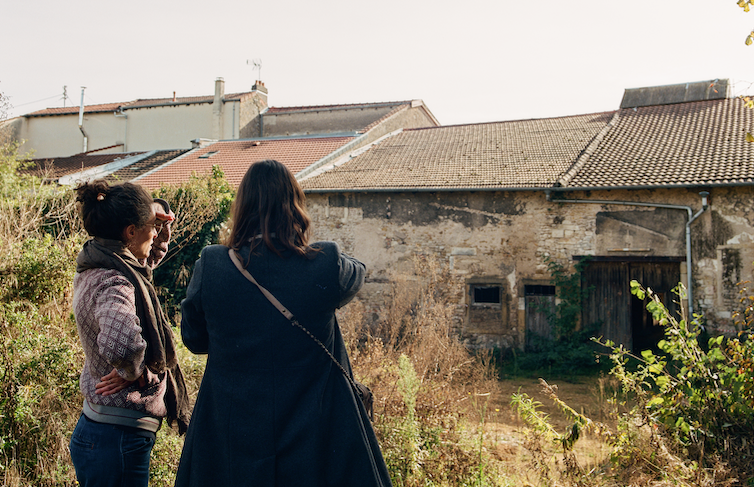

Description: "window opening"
525 285 555 296
473 285 501 304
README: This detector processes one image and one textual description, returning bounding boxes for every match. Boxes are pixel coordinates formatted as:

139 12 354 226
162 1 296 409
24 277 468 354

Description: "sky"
3 0 754 127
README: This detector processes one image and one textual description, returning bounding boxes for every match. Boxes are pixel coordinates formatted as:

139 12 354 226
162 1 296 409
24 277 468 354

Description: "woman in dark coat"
175 160 392 486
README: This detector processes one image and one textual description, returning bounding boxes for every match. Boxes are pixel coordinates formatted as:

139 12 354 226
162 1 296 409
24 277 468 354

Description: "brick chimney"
252 80 268 106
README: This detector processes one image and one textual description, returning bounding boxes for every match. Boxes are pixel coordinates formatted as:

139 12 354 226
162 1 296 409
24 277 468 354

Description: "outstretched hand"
95 368 146 396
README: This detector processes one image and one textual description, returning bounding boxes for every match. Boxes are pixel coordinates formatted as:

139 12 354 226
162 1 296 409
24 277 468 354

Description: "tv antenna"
247 59 262 81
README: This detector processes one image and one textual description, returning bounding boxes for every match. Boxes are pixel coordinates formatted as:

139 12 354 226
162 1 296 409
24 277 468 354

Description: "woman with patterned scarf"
69 179 190 487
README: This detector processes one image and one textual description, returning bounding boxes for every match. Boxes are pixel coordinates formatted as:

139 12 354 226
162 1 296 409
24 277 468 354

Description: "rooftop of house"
23 151 146 179
106 149 191 183
300 112 615 191
561 97 754 189
264 101 414 115
301 79 754 193
24 92 256 117
135 135 357 190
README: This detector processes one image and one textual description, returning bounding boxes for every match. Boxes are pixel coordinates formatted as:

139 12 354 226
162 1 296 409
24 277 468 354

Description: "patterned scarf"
76 237 190 434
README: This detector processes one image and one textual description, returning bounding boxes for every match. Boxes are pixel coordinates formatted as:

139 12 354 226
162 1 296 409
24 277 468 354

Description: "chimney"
252 80 268 107
212 77 225 140
172 91 176 102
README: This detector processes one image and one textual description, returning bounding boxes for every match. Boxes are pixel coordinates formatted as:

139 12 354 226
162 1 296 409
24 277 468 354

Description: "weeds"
340 255 505 486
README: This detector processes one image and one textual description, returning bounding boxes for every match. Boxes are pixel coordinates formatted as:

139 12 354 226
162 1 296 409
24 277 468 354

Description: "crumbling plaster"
306 186 754 348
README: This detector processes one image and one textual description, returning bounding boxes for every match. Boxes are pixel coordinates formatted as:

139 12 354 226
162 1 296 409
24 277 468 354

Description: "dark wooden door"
581 260 681 352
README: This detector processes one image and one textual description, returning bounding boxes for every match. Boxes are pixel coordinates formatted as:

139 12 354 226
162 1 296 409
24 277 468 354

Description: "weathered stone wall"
306 186 754 348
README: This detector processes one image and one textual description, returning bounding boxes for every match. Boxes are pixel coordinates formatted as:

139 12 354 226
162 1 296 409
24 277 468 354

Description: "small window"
473 285 501 304
525 285 555 296
198 151 218 159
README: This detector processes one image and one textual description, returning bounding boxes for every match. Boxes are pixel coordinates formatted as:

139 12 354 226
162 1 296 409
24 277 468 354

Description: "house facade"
300 80 754 351
9 78 268 159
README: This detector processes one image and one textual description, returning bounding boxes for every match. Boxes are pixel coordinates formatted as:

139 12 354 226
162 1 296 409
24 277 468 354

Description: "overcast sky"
3 0 754 126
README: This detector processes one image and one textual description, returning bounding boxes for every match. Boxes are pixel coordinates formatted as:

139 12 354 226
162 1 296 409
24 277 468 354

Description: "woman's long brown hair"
225 159 313 259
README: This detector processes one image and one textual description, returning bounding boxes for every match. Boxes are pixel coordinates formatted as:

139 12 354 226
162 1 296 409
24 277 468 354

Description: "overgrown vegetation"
511 281 754 486
503 256 602 378
151 165 234 319
338 256 507 486
3 107 754 485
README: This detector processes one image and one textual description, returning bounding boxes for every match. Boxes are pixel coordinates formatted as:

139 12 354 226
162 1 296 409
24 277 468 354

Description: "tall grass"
339 255 508 486
0 142 84 486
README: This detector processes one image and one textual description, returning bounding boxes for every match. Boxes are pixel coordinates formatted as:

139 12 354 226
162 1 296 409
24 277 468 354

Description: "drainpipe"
78 87 88 153
545 190 709 320
113 107 128 151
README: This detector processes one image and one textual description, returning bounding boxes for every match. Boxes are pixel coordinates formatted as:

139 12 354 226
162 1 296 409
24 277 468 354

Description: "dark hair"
75 179 154 241
226 159 312 257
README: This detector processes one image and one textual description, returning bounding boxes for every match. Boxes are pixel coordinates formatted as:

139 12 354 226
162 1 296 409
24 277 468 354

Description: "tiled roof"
106 149 191 183
300 113 614 191
22 152 145 179
265 101 411 114
563 98 754 188
136 136 356 190
26 102 128 117
25 93 254 117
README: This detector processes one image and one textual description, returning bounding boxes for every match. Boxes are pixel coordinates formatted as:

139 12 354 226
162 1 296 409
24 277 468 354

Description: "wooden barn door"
581 260 681 352
524 284 556 351
629 262 682 353
582 262 632 349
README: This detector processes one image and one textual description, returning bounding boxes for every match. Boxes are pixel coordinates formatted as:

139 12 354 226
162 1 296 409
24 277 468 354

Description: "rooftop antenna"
63 86 67 107
247 59 262 81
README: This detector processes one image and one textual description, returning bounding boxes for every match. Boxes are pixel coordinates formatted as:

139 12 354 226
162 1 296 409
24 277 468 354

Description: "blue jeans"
69 414 156 487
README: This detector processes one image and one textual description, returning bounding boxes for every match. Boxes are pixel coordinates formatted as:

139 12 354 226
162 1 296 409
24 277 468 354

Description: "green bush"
0 301 81 485
503 256 602 377
600 281 754 479
0 235 80 303
152 165 234 320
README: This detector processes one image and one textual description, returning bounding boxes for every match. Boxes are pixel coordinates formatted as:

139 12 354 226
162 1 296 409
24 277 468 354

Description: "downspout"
114 108 128 151
545 190 709 319
78 87 88 153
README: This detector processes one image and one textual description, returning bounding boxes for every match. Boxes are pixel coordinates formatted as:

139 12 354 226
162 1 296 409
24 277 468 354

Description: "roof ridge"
267 101 412 112
557 110 621 188
404 110 619 132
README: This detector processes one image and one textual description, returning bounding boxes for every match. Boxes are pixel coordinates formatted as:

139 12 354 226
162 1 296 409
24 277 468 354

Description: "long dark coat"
174 242 392 487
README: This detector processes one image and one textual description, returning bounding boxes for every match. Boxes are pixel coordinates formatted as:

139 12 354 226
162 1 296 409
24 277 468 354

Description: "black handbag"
228 249 374 420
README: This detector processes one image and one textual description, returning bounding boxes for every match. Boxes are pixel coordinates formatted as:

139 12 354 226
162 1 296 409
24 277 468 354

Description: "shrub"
151 165 234 320
0 301 81 486
599 281 754 482
504 256 602 377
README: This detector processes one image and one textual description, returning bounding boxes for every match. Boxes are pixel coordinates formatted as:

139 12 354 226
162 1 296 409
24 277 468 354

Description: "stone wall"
305 186 754 349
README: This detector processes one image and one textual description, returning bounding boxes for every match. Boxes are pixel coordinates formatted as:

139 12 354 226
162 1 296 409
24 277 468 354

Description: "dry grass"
338 255 509 486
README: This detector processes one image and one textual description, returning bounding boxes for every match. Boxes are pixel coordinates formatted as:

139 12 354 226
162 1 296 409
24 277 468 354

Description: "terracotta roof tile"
564 98 754 188
25 93 254 117
136 136 355 190
26 103 129 117
300 113 614 191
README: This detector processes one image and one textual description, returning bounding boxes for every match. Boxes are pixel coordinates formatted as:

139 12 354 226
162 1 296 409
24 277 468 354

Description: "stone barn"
300 80 754 352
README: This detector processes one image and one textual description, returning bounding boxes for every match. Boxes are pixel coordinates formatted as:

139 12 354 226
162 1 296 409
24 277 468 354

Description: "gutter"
303 185 550 194
545 190 709 320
